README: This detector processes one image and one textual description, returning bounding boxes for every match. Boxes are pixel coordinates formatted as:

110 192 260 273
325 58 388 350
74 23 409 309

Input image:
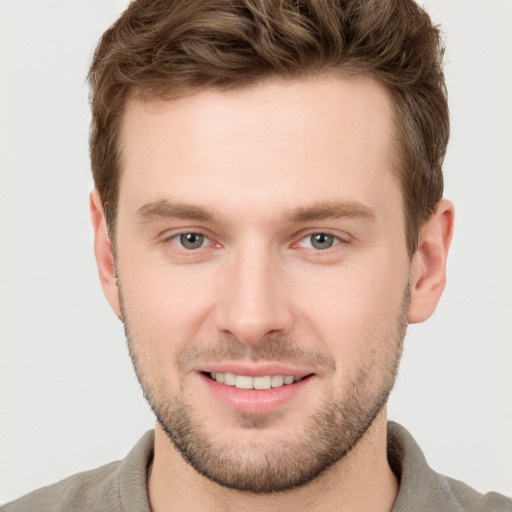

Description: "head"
89 0 454 495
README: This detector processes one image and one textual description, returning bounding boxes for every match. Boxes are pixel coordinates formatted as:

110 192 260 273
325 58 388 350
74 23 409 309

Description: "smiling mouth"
204 372 311 390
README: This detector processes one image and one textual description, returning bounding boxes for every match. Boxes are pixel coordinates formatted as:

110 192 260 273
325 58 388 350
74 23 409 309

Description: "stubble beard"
120 286 409 494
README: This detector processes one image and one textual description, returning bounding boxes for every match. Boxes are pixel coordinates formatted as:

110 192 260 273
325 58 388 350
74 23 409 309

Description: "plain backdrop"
1 0 511 504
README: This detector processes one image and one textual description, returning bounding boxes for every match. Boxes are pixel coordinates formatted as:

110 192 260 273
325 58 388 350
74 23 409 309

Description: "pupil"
180 233 203 249
312 233 333 249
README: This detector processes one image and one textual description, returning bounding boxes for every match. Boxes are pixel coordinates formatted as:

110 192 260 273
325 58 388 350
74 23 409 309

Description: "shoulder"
1 430 154 512
444 476 512 512
1 460 123 512
388 422 512 512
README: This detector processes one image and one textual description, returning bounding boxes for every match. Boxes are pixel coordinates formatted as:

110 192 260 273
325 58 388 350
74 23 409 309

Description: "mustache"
176 335 336 373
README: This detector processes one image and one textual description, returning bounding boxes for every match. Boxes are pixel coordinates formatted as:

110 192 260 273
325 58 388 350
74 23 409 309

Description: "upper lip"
197 363 314 379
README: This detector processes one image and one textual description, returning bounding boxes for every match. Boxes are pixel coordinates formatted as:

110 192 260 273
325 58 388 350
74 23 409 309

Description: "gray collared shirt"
2 422 511 511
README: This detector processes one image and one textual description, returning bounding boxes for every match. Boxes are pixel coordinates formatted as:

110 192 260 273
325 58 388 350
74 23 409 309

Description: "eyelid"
294 228 351 242
159 228 350 251
293 230 350 248
162 229 220 249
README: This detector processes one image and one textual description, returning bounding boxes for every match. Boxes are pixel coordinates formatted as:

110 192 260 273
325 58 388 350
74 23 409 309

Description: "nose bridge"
215 236 292 345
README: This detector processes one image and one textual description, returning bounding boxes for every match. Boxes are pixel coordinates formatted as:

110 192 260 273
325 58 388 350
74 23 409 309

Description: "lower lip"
199 373 314 414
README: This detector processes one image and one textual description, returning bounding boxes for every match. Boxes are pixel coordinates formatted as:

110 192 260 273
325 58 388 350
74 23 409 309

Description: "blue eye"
299 233 340 250
175 233 208 250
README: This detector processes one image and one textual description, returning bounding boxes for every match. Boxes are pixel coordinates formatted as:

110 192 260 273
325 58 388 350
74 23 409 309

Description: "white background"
1 0 511 504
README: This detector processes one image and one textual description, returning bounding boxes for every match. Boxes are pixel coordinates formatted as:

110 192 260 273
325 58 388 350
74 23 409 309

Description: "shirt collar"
116 423 466 512
388 421 465 512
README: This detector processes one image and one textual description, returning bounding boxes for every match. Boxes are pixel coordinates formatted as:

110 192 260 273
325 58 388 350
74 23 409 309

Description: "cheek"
291 260 409 355
118 265 215 396
117 251 218 348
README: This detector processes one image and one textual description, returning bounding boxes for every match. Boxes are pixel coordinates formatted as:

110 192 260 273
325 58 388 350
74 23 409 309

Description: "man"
2 0 510 511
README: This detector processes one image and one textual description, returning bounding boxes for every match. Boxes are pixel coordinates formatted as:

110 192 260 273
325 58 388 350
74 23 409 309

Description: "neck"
148 409 398 512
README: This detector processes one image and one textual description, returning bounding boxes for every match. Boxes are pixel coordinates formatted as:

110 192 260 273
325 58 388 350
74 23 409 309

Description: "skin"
91 75 454 512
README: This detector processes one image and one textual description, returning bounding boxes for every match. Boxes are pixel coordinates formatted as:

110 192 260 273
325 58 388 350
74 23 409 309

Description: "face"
111 76 412 492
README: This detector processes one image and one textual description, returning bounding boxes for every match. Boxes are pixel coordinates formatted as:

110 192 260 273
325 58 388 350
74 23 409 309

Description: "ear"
408 198 454 324
90 190 122 320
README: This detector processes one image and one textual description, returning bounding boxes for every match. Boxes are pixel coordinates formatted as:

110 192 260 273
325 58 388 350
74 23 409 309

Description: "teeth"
224 372 236 386
254 376 272 390
235 375 253 389
210 372 300 390
271 375 284 388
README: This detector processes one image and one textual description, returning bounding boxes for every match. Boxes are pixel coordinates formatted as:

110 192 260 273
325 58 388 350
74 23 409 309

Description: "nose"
214 242 294 346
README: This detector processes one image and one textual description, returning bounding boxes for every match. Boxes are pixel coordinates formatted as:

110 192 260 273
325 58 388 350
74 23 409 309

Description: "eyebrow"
136 200 216 222
284 201 377 223
136 199 376 224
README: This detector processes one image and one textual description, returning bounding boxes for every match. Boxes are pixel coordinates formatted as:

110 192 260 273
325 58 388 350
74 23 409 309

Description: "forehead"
118 75 400 221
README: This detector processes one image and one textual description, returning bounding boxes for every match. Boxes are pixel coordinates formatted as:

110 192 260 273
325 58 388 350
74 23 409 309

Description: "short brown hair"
88 0 448 256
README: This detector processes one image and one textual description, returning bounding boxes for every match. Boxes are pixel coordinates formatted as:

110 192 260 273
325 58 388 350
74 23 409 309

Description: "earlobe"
408 198 454 324
90 190 122 320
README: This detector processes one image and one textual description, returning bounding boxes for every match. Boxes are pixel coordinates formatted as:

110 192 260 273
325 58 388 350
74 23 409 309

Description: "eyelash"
165 231 347 252
166 232 218 251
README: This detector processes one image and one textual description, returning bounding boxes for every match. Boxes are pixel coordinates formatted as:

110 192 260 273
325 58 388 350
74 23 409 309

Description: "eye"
298 233 341 250
171 232 209 250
